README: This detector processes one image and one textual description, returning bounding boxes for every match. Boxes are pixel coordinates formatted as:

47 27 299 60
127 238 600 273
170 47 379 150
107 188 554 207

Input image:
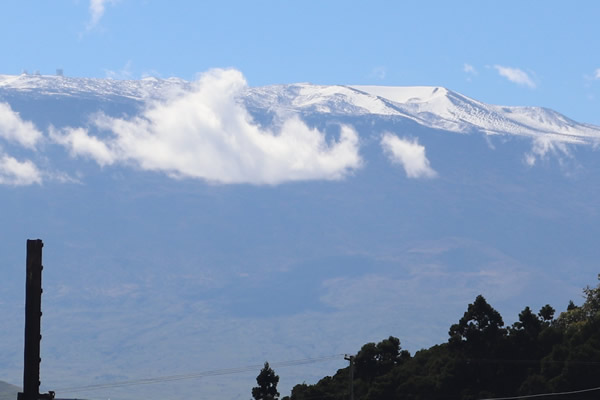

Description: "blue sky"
2 1 600 124
3 3 600 399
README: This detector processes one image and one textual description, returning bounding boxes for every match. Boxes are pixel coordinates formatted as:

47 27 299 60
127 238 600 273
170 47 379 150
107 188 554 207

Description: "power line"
465 358 600 366
479 385 600 400
54 354 345 394
52 354 600 400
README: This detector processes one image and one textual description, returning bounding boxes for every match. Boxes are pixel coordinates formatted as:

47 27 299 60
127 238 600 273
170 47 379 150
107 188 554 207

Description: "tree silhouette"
538 304 555 322
449 295 505 345
355 336 407 382
252 362 280 400
284 276 600 400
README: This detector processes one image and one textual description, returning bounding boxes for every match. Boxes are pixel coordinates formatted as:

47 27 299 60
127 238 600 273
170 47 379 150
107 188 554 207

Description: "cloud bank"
52 69 363 184
0 102 43 185
494 65 536 88
380 133 437 179
0 103 43 148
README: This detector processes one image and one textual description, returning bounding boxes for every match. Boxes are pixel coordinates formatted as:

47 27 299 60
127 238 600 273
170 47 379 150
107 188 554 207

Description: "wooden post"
344 355 354 400
18 240 54 400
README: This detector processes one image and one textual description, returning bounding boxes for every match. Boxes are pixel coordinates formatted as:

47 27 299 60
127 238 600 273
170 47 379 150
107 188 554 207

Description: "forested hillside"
283 276 600 400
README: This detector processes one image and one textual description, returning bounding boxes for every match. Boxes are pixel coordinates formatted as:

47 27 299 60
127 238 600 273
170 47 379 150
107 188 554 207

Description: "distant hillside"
284 276 600 400
0 381 19 400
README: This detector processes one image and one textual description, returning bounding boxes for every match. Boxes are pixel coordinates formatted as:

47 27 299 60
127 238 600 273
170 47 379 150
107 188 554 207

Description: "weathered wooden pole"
344 354 354 400
18 239 54 400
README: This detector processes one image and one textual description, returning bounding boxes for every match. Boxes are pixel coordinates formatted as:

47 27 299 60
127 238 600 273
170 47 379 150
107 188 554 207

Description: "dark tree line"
275 275 600 400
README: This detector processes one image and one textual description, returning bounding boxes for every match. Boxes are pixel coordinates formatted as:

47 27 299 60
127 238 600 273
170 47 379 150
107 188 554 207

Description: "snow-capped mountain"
0 74 190 100
1 71 600 400
246 83 600 143
2 73 599 144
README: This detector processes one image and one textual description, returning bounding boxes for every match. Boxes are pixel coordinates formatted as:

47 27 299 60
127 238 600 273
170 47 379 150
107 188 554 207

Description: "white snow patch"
352 85 447 104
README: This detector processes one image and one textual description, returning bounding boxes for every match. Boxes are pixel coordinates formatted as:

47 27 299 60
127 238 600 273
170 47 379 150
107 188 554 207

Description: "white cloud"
594 68 600 80
0 103 43 148
380 133 437 179
463 63 477 74
49 126 116 166
494 65 536 88
368 66 387 80
87 0 118 30
55 68 363 184
0 153 42 185
92 283 140 299
524 136 570 166
105 60 133 80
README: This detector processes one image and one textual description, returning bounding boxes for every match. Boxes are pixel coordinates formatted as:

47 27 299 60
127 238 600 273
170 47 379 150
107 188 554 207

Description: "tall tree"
354 336 407 382
252 362 280 400
448 295 505 356
582 274 600 318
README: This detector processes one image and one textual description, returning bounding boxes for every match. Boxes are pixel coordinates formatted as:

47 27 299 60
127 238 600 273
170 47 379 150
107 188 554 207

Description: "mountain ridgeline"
2 73 600 143
2 73 600 400
281 276 600 400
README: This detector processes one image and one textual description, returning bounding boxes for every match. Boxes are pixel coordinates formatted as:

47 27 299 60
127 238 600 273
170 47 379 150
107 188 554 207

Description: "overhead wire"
292 386 600 400
54 354 345 394
479 385 600 399
464 358 600 366
52 355 600 399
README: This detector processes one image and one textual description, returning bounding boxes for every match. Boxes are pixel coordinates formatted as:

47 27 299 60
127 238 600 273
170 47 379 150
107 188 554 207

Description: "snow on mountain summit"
351 85 599 143
0 73 189 100
1 73 599 144
352 85 449 104
245 82 600 144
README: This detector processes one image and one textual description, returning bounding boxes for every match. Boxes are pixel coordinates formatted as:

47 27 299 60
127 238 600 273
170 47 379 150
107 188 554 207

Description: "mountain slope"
244 82 600 143
353 85 599 141
1 72 600 400
2 73 599 144
0 381 19 400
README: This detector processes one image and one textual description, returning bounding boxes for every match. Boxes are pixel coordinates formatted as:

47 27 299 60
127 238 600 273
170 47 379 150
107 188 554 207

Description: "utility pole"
18 239 54 400
344 355 354 400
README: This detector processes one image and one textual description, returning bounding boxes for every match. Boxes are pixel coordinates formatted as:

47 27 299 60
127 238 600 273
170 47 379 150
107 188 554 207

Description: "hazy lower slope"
0 381 19 400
